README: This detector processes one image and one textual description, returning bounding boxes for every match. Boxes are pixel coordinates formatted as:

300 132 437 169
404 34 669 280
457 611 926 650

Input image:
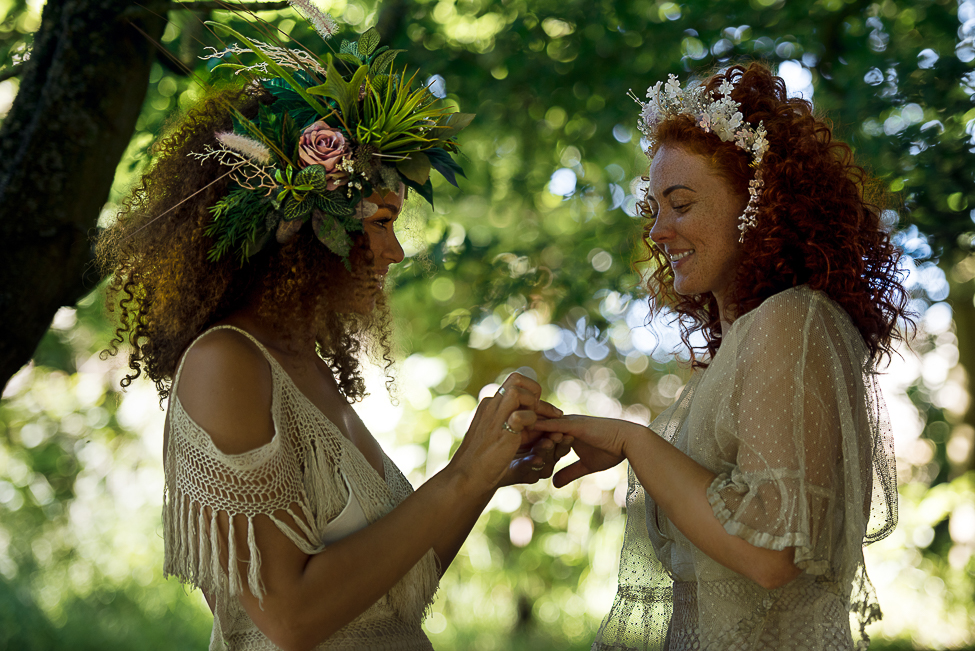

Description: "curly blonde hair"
96 86 394 402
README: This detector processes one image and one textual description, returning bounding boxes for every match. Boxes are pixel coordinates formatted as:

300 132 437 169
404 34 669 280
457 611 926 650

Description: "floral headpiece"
632 74 768 242
192 0 473 265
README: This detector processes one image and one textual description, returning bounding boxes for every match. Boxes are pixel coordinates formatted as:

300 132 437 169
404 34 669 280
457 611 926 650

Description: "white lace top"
162 326 439 650
593 287 897 651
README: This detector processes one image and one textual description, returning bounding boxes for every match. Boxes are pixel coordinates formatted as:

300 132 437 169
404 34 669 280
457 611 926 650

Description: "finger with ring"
502 421 519 434
496 386 507 397
531 464 544 471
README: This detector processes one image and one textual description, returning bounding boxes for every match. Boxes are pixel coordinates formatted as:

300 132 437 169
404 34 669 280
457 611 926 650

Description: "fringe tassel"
246 517 266 603
388 549 440 622
303 438 346 533
197 506 211 589
226 516 240 598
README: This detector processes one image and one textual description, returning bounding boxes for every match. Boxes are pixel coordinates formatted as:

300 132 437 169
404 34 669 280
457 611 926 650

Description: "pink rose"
297 121 350 190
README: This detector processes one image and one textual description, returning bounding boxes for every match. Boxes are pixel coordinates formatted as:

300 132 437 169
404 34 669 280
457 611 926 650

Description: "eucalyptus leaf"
401 175 434 206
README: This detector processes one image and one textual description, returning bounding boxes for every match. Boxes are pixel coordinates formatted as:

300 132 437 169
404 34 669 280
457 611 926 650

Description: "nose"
386 231 405 265
648 211 673 246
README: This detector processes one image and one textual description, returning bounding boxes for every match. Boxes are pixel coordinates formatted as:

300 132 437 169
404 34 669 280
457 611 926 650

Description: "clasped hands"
468 372 633 490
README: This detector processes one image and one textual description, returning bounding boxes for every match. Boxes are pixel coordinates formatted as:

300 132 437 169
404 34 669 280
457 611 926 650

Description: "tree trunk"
0 0 167 391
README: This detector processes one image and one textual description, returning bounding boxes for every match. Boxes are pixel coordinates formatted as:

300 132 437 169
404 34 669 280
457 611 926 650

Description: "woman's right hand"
449 373 561 492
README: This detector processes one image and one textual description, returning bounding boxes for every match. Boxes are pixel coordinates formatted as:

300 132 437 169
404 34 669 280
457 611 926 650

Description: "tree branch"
171 1 292 10
0 0 167 391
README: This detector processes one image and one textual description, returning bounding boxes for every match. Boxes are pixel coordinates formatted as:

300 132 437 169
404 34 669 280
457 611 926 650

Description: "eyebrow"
646 184 695 206
373 202 402 217
662 184 694 197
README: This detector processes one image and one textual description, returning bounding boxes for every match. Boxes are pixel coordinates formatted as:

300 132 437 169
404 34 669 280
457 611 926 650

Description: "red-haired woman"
536 63 909 650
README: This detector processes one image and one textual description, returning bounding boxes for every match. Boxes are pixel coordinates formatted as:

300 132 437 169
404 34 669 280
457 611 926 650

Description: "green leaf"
425 147 466 186
434 112 476 143
369 49 403 77
296 165 331 194
335 52 362 67
401 175 434 206
314 191 356 216
339 40 360 58
283 196 314 222
280 112 300 159
307 60 369 124
358 27 380 57
315 213 353 259
396 152 432 185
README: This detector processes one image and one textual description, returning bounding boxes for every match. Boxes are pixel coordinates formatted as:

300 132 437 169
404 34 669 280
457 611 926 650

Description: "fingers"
535 399 563 420
552 460 591 488
495 373 542 411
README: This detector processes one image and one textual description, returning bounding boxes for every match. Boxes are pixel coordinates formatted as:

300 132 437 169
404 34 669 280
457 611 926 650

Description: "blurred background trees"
0 0 973 648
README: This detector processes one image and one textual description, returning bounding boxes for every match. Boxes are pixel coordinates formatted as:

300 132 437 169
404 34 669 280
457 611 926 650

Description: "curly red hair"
638 62 912 365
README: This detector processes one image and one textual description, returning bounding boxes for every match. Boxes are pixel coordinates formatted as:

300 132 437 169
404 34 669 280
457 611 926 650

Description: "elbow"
259 607 335 651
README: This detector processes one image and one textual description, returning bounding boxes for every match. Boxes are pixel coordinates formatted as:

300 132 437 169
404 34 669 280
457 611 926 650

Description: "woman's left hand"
532 415 634 487
498 429 574 487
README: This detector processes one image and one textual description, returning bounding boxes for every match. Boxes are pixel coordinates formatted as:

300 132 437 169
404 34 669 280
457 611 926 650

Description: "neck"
227 293 318 358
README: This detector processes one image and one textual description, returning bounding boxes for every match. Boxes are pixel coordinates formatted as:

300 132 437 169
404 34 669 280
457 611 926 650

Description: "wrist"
617 420 647 459
439 459 496 504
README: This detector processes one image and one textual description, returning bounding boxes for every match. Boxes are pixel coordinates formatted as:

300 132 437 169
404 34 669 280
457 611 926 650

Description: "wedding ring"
496 386 507 397
502 421 518 434
531 464 544 471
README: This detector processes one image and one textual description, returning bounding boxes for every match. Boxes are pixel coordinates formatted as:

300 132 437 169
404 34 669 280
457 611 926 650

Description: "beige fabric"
163 326 439 651
594 286 896 651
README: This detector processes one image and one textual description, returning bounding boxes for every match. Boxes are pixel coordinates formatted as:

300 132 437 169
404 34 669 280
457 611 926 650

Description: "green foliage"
204 186 271 264
4 0 975 648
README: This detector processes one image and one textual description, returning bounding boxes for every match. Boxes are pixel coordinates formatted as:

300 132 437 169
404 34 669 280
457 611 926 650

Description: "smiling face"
647 145 748 320
352 185 406 313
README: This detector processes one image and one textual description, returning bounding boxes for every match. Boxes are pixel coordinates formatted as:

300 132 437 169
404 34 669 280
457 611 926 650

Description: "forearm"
430 489 495 576
621 424 800 590
247 467 489 650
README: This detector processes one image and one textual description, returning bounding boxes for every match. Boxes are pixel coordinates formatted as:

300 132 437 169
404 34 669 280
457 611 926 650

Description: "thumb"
553 460 590 488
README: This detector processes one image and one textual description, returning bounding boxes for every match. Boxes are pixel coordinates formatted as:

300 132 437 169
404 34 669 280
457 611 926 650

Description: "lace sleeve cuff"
706 473 829 575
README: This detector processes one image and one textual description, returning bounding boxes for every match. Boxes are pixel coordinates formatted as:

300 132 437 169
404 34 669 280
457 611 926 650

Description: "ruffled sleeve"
698 288 884 576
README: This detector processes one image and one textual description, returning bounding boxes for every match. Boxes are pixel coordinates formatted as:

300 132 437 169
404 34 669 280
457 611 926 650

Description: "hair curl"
96 86 394 402
637 62 912 365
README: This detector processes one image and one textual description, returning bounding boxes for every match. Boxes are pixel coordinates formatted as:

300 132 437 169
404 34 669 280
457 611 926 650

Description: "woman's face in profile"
646 144 747 314
350 186 406 312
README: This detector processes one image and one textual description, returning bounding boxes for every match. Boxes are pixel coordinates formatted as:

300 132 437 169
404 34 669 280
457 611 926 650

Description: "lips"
666 249 694 268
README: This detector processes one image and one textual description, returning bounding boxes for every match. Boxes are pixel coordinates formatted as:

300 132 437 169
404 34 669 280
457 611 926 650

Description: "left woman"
96 13 568 651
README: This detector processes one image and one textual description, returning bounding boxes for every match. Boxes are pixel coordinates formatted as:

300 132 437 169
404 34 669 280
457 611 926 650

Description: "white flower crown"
631 75 769 242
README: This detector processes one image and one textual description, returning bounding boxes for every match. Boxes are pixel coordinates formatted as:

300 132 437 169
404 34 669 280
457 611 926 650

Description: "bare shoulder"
175 328 275 455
